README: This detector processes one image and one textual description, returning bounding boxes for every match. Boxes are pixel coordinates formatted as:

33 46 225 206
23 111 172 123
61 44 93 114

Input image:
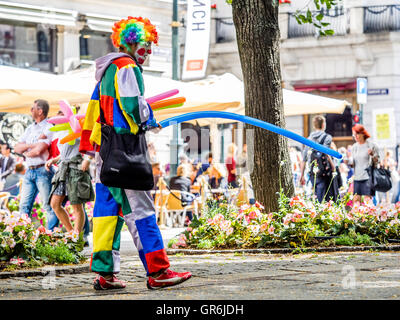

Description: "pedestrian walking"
226 143 238 188
346 124 380 204
299 115 336 202
45 109 94 239
14 99 59 230
79 16 191 291
376 149 396 204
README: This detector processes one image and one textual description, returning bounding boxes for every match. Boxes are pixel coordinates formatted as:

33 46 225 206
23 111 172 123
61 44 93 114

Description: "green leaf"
316 13 324 21
306 9 312 22
324 29 335 35
298 14 308 23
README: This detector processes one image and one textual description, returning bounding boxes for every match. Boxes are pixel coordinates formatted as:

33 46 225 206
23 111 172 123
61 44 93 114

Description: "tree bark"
232 0 294 212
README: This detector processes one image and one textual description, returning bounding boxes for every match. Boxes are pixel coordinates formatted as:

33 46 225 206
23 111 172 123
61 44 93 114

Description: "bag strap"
319 133 328 146
164 183 195 202
165 184 182 201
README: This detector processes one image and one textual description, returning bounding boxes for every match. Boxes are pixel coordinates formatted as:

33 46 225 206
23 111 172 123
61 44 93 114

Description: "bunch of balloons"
47 90 186 145
147 89 185 111
48 100 85 145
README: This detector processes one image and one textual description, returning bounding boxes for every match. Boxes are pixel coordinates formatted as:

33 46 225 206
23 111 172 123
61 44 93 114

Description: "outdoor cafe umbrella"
0 65 92 114
153 73 351 124
0 66 350 120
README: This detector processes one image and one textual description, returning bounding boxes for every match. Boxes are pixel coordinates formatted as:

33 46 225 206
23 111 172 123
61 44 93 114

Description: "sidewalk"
2 251 400 300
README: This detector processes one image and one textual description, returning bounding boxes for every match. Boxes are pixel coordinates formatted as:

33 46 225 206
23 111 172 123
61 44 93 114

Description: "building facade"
0 0 182 162
205 0 400 156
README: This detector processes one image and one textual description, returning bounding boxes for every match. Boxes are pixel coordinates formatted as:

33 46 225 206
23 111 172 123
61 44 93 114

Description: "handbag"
367 165 392 193
98 110 154 191
365 140 391 193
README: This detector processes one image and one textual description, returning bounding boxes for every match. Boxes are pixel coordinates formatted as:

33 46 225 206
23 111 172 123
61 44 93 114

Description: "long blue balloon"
159 111 342 160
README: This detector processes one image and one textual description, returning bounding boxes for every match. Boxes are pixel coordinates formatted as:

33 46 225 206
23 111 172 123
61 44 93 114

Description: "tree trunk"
232 0 294 212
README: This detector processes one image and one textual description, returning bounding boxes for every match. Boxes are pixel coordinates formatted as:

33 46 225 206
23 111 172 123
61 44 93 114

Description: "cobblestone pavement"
1 250 400 300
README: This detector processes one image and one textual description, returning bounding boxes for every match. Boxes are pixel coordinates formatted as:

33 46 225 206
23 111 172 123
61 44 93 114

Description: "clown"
79 16 191 290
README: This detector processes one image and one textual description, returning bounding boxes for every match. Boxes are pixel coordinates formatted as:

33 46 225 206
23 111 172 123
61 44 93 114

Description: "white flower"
6 238 16 248
66 230 79 243
248 224 260 236
18 230 27 240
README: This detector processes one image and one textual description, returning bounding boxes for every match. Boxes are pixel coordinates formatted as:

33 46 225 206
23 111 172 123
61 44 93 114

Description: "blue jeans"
19 166 59 231
312 177 328 203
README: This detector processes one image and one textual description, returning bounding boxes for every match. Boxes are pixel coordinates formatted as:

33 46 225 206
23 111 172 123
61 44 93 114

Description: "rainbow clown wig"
111 16 159 50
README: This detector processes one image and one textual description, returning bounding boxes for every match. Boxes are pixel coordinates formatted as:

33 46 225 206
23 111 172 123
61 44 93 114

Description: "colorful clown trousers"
90 152 170 275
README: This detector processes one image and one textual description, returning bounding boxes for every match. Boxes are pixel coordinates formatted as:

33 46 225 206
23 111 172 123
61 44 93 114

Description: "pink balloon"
70 116 81 133
146 89 179 105
59 100 73 118
48 116 69 124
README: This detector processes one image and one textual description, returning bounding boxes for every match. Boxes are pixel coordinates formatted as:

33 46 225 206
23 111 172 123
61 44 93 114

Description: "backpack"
309 133 332 179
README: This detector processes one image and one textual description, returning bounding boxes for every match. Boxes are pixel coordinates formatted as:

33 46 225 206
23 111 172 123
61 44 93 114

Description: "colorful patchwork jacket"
79 53 152 154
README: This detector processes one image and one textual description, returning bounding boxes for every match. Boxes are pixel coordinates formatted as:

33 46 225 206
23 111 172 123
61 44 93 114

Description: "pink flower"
186 227 192 232
248 211 257 220
226 227 234 236
37 226 46 234
260 222 269 233
10 258 25 266
289 196 306 208
283 215 291 225
268 226 275 235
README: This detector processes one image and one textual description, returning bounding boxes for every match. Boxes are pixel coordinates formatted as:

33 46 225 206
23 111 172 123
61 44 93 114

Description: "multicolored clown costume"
79 17 170 277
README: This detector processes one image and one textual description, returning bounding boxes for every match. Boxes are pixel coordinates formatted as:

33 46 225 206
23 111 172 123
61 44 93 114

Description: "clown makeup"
134 42 152 65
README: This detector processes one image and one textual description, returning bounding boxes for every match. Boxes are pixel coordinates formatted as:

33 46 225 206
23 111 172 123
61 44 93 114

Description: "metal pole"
170 0 183 177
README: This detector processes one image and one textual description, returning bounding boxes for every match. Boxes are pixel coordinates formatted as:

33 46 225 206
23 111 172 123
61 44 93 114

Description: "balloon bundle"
147 89 186 112
48 100 85 145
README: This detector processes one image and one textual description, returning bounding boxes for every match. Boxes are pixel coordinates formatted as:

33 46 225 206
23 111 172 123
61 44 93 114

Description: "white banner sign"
181 0 211 80
372 108 396 148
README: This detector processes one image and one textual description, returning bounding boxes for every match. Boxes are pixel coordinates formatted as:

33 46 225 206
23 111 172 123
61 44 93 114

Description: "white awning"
0 1 77 27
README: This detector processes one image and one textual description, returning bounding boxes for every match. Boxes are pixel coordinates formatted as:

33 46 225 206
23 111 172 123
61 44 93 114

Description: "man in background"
14 99 59 230
3 163 25 197
0 143 16 190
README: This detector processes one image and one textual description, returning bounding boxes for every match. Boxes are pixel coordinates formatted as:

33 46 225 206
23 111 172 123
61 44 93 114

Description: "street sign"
357 78 367 104
367 88 389 95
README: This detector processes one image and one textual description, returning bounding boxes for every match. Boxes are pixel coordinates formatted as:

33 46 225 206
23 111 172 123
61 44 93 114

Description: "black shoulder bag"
366 143 391 193
98 106 154 191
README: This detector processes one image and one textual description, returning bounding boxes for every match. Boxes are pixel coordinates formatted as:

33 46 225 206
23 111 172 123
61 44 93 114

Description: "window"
0 21 54 71
79 29 115 61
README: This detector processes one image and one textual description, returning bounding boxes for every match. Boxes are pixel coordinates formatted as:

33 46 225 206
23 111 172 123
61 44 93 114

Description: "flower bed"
168 192 400 250
0 209 87 272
